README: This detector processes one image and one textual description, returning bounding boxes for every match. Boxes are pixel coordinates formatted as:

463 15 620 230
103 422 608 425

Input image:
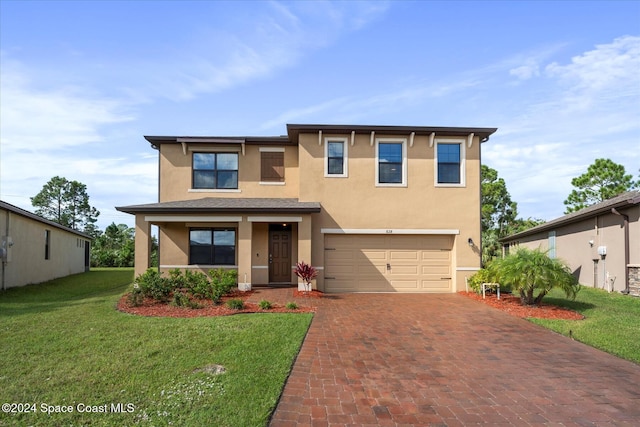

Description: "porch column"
237 218 252 291
134 214 151 277
298 214 313 290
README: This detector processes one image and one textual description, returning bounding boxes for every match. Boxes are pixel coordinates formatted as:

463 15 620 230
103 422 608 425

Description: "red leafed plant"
294 261 317 292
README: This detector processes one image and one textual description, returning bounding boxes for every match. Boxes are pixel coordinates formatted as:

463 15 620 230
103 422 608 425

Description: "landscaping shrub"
286 302 298 310
183 269 213 300
172 291 191 307
132 268 238 306
135 269 174 302
127 284 144 306
226 298 244 310
209 268 237 304
258 300 272 310
467 264 507 293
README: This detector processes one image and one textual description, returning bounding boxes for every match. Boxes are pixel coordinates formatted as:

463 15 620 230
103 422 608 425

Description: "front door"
269 224 292 283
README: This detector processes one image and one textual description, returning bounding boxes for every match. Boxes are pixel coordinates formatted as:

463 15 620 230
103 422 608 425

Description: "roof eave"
500 194 639 242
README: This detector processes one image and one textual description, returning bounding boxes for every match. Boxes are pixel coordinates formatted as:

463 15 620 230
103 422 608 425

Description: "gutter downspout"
611 208 630 294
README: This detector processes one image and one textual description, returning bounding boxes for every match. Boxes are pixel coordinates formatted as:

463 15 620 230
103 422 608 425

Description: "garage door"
324 234 453 293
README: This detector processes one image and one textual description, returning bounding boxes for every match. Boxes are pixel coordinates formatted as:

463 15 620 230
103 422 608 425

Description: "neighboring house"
500 191 640 296
116 124 497 293
0 200 91 290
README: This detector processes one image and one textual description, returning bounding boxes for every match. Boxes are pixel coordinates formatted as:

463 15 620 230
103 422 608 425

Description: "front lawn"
529 286 640 364
0 269 312 426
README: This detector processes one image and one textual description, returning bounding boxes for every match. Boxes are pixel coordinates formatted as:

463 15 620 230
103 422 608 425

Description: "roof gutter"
611 208 630 294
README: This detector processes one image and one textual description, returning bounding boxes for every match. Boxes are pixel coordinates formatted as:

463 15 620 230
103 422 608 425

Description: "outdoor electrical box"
598 246 607 257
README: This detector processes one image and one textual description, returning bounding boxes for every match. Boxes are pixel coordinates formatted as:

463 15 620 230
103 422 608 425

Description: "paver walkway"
249 289 640 426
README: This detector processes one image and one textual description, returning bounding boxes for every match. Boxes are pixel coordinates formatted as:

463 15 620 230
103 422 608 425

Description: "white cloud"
509 63 540 80
0 56 134 151
484 36 640 220
132 1 390 102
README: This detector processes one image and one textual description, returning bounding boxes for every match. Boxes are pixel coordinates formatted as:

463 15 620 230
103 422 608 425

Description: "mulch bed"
117 290 317 318
459 291 584 320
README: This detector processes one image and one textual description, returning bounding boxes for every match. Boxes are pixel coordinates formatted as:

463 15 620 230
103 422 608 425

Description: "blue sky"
1 0 639 231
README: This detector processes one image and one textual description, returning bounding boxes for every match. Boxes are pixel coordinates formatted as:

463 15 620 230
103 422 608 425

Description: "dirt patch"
117 290 316 318
460 291 584 320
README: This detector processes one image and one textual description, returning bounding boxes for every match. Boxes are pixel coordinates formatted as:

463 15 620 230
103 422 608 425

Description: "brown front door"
269 224 292 283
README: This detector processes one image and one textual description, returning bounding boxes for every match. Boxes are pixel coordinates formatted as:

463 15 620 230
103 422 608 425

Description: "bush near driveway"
0 268 312 426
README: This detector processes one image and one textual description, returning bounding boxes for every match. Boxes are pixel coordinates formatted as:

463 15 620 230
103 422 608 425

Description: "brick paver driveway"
269 293 640 426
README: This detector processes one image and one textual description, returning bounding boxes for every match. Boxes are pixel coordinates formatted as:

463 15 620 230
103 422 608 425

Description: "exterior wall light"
468 238 474 246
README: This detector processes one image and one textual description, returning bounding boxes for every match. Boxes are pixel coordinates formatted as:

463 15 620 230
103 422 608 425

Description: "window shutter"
261 152 284 182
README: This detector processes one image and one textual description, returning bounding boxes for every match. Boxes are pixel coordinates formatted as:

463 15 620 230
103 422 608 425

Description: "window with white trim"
435 140 465 186
324 138 348 177
189 228 236 265
375 139 407 186
193 152 238 189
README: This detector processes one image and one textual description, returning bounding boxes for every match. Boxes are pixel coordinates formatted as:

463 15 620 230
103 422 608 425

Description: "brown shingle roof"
116 198 321 215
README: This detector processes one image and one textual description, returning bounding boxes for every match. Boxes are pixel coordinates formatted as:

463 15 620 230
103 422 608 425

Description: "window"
376 139 406 186
193 153 238 189
260 149 284 183
324 138 348 177
435 141 465 186
45 230 51 260
189 228 236 265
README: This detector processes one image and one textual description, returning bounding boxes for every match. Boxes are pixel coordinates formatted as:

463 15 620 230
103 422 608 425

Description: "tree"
489 247 579 306
31 176 100 235
564 159 639 213
481 165 518 235
91 223 135 267
481 165 544 264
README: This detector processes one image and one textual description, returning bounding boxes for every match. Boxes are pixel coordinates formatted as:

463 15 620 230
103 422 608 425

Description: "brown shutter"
261 152 284 182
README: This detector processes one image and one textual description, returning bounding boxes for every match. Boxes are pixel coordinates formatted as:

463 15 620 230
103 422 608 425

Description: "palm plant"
491 247 579 305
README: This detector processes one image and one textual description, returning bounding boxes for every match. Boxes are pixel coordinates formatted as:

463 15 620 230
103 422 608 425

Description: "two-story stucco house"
116 124 497 293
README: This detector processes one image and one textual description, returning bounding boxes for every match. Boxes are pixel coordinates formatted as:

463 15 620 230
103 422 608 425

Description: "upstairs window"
260 148 285 183
189 228 236 265
193 153 238 189
436 142 465 186
325 138 348 177
376 140 406 186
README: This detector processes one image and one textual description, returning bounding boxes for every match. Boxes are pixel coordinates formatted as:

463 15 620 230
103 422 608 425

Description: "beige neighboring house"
500 191 640 296
117 124 497 293
1 200 91 290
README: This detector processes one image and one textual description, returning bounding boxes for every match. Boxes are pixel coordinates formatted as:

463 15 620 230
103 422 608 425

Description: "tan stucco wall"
1 208 89 289
148 216 306 285
297 132 482 292
159 144 300 202
146 131 484 292
509 205 639 293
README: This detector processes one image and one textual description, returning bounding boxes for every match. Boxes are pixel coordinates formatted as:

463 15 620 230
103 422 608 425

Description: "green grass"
0 269 312 426
529 286 640 364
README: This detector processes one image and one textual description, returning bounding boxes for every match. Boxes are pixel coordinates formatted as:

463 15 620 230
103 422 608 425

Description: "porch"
116 198 321 290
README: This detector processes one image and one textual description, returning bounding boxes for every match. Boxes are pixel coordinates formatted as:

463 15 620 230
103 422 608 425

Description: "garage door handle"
387 263 391 270
441 277 451 279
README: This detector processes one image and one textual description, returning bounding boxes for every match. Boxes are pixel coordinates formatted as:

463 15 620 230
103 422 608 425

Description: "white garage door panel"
324 234 453 293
